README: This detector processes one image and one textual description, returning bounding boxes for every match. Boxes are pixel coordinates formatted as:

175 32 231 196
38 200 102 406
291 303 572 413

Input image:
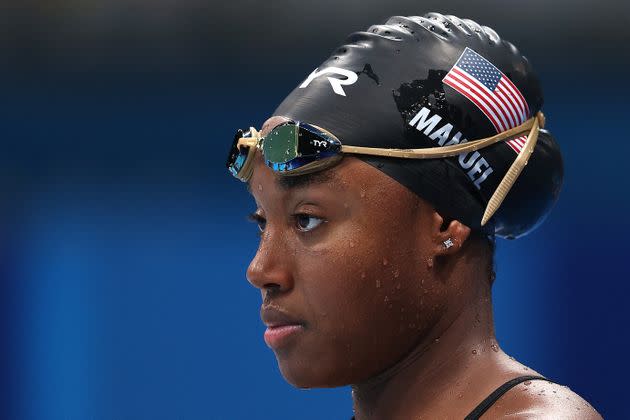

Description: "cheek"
285 225 438 386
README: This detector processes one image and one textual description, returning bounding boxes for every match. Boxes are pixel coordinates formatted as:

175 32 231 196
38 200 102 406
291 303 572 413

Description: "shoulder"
482 378 602 419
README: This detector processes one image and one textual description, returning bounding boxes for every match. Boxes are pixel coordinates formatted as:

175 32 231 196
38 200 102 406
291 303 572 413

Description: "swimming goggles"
226 112 545 226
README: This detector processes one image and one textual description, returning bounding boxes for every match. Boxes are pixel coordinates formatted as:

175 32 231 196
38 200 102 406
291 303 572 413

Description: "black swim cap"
273 12 563 239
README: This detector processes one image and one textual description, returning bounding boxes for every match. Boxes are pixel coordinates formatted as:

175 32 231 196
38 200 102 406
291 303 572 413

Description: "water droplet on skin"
360 189 366 198
382 257 389 266
384 295 389 303
426 258 433 269
508 356 515 361
457 393 463 399
434 337 440 343
491 344 499 352
524 380 532 385
349 241 355 248
258 184 263 191
393 269 400 278
471 349 477 354
376 279 381 288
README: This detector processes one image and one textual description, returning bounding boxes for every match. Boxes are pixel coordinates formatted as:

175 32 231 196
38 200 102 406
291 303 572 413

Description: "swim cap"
272 12 563 239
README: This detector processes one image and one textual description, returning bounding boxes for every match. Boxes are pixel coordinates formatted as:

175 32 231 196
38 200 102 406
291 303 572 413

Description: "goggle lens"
262 124 299 164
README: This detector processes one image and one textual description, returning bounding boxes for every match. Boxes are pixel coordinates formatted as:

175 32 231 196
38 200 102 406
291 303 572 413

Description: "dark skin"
245 116 602 419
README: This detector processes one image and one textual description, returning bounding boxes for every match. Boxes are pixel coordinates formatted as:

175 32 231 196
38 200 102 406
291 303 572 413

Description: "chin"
276 355 352 389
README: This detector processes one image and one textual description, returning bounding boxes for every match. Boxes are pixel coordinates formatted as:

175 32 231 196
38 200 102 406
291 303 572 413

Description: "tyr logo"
312 139 328 147
299 67 358 97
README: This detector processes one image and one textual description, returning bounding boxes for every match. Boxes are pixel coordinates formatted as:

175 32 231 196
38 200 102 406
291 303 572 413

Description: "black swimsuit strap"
349 375 553 420
464 375 552 420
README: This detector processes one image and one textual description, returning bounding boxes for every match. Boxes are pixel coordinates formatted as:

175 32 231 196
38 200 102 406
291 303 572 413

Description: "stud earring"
443 238 454 249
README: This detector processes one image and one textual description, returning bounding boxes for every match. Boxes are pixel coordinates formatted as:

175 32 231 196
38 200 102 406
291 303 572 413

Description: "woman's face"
246 125 448 387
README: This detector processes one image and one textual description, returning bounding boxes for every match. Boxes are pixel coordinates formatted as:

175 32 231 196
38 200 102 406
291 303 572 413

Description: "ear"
429 209 472 257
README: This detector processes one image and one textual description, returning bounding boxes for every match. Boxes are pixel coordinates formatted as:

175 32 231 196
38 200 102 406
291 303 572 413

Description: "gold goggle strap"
340 113 544 159
236 127 261 149
234 127 261 182
481 114 541 226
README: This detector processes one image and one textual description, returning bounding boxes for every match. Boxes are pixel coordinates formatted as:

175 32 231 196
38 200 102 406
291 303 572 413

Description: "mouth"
263 324 305 349
260 305 306 349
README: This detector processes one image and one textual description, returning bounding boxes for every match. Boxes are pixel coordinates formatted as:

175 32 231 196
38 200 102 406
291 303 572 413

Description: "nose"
246 228 294 293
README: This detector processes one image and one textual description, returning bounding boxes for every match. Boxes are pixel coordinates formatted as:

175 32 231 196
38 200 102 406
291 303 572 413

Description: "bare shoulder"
482 378 603 419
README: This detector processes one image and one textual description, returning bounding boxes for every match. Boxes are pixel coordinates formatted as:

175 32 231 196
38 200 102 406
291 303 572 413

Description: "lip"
264 324 304 349
260 306 305 349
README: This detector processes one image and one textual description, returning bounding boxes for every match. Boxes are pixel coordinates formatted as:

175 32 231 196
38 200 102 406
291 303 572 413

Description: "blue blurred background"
1 0 628 418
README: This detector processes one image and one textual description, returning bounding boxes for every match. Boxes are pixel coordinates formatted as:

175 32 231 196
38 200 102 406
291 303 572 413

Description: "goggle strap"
234 127 260 182
237 138 258 148
339 113 544 159
236 127 261 149
481 115 541 226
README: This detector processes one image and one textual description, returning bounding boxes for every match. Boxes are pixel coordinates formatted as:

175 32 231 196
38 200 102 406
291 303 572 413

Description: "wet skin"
245 116 602 419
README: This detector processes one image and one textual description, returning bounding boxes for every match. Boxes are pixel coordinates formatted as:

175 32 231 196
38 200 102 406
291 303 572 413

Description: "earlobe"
430 210 471 256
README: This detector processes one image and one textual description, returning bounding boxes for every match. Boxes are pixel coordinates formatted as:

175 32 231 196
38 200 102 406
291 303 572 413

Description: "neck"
351 274 496 420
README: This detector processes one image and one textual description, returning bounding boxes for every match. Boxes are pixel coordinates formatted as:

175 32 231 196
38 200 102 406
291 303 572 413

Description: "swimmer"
226 12 602 419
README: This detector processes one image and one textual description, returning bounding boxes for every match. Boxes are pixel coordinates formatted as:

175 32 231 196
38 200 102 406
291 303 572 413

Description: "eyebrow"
246 169 338 193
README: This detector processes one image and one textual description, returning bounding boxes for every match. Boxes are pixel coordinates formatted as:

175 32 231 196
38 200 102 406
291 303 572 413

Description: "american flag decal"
443 47 530 154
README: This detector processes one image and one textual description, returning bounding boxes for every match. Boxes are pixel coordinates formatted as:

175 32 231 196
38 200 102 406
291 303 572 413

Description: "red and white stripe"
506 135 528 155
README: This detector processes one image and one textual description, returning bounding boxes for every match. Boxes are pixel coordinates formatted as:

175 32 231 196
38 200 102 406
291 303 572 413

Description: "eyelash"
247 212 325 236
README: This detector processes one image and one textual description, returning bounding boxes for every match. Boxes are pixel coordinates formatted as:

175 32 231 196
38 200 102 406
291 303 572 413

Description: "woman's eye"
247 212 266 235
295 214 324 232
